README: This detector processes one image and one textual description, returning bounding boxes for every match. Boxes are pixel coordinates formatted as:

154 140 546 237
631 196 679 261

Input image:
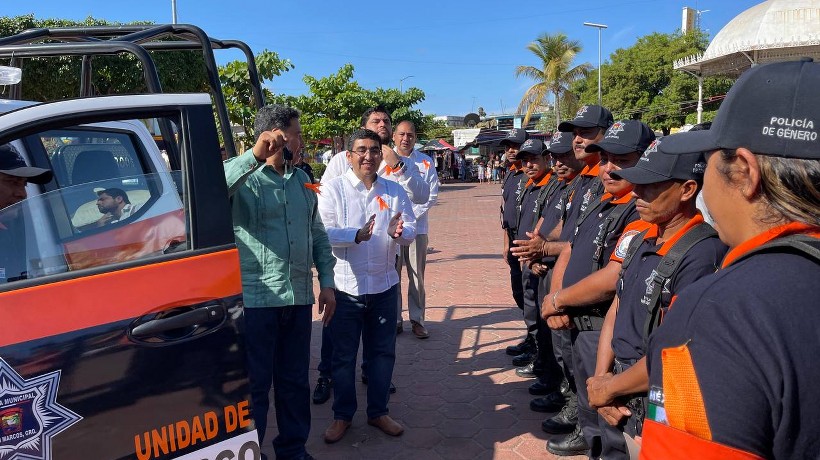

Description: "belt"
570 306 607 331
571 314 606 331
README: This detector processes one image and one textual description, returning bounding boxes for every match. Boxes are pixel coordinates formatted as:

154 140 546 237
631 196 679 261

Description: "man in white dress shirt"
392 120 439 338
313 105 428 404
318 129 416 443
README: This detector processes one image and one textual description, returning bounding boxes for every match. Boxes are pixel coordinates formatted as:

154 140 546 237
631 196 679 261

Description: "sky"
6 0 764 117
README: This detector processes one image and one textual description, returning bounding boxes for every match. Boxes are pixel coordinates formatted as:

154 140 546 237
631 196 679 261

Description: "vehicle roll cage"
0 24 265 159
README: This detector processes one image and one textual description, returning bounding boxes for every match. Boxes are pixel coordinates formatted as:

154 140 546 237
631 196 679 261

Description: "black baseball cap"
659 58 820 159
518 139 547 157
499 128 528 146
557 105 614 132
0 143 52 184
586 120 656 155
547 132 573 155
611 139 706 184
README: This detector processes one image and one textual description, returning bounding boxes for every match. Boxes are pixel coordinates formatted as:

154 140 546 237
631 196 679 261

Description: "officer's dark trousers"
244 305 311 460
506 244 525 311
532 271 563 389
573 330 603 458
597 358 640 460
521 264 540 342
552 327 577 393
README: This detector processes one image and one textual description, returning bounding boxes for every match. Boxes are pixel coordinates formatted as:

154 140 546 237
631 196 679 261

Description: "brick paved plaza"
264 181 583 459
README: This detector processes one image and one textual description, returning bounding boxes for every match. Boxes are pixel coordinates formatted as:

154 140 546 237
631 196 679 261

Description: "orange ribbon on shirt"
423 159 430 170
304 183 321 194
376 196 390 211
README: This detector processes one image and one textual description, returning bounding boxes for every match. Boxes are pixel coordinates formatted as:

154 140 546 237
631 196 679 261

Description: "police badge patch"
615 229 641 259
0 358 82 459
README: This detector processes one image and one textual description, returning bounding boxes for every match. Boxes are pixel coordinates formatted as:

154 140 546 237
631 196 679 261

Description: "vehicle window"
0 120 189 286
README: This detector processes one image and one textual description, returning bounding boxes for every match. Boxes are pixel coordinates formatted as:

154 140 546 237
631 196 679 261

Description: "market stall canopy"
675 0 820 77
421 139 456 151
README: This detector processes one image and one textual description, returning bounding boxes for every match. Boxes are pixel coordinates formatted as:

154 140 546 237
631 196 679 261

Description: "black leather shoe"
528 380 554 395
505 336 535 356
546 425 589 457
515 362 538 378
361 375 397 394
541 398 578 434
312 377 332 404
511 351 535 367
559 378 572 399
530 391 565 412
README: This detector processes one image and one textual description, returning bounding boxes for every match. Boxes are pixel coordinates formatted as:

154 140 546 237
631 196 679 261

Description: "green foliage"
572 30 734 134
0 15 208 101
685 109 718 125
269 64 426 144
420 119 455 144
219 50 294 144
515 32 591 129
309 162 327 180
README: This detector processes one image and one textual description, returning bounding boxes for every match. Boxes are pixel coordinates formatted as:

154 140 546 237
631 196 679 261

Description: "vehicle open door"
0 93 259 460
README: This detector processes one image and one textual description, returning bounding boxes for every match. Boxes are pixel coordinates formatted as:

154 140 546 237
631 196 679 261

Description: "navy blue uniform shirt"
612 215 726 362
501 167 525 230
557 165 604 243
646 224 820 459
563 193 639 291
516 174 552 240
537 177 571 241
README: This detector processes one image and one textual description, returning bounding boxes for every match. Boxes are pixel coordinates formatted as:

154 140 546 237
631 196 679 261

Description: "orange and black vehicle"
0 25 266 460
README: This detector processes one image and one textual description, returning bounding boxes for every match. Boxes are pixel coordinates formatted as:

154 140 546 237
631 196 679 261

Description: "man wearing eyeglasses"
318 129 416 443
314 105 428 404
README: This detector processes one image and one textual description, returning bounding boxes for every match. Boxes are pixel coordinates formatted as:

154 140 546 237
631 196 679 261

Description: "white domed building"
676 0 820 122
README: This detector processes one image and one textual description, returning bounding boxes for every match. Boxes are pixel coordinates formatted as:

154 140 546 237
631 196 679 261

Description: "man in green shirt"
224 104 336 460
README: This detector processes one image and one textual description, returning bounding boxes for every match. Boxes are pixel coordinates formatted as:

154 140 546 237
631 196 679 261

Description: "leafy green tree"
573 31 733 134
219 50 293 144
420 120 455 144
269 64 426 145
515 33 591 129
0 15 209 101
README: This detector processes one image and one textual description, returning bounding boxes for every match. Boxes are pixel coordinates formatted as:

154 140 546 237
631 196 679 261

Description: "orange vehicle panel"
0 249 241 348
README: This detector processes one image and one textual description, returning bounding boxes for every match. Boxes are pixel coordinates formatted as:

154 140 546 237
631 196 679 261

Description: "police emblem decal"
0 358 82 459
615 229 640 259
575 106 589 118
605 121 626 139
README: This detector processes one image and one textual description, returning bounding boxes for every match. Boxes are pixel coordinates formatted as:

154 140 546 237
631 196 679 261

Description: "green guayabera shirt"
224 151 335 307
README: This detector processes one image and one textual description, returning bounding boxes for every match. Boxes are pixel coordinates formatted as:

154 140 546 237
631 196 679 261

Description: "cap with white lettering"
658 58 820 159
557 104 614 132
547 132 573 155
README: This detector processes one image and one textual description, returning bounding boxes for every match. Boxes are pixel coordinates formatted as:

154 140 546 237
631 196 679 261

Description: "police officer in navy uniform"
511 106 614 440
513 139 564 386
501 128 534 362
527 133 584 414
583 140 728 459
541 120 655 457
640 60 820 460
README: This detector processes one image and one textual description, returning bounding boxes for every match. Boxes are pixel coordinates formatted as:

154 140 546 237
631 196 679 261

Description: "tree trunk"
554 90 561 130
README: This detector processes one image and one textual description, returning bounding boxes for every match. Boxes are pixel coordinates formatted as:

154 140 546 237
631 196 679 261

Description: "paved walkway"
266 182 584 459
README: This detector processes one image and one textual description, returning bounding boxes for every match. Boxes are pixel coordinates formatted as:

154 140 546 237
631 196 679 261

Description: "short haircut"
98 187 130 204
347 129 382 151
254 104 300 140
394 120 416 132
360 105 391 128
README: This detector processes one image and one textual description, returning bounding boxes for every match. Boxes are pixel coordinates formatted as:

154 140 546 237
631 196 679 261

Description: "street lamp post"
399 75 414 92
583 22 608 105
171 0 178 24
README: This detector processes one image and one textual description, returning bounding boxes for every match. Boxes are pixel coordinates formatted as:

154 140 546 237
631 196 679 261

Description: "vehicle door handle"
130 304 225 339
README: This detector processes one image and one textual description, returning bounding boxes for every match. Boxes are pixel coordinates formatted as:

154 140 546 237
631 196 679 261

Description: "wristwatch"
391 160 405 171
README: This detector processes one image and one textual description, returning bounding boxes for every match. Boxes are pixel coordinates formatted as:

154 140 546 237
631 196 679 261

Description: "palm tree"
515 33 592 129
